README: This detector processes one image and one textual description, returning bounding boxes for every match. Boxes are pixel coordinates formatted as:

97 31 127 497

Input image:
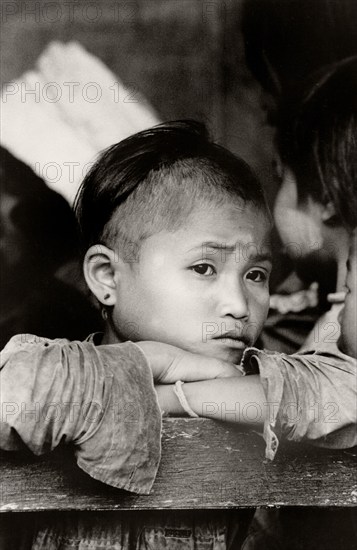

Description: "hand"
135 341 243 383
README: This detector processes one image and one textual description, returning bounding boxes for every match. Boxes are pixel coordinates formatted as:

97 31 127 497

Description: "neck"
101 321 124 345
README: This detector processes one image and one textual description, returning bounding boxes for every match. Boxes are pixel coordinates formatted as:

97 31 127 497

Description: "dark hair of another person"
277 56 357 229
242 0 357 98
74 120 270 255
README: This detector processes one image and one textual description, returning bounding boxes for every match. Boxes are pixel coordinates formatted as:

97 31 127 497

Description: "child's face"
338 230 357 358
274 168 326 260
108 202 272 364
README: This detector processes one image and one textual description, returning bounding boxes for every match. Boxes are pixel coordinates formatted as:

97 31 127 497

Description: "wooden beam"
1 418 356 511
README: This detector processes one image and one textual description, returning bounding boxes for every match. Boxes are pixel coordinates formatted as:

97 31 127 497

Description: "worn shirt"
1 334 356 483
0 333 162 495
1 334 356 550
242 342 357 459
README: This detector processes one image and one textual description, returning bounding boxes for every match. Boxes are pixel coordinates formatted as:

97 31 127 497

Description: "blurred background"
1 0 275 186
1 0 356 347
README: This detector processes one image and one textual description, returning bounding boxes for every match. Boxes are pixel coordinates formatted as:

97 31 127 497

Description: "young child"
154 61 357 444
0 120 273 549
1 121 356 549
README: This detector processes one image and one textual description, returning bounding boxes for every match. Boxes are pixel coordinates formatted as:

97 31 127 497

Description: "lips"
213 338 247 350
212 330 251 348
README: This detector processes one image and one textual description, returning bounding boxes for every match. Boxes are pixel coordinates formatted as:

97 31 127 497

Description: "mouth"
212 332 251 349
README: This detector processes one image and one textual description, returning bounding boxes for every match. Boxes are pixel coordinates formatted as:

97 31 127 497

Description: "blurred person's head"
274 57 357 287
76 120 273 363
242 0 357 108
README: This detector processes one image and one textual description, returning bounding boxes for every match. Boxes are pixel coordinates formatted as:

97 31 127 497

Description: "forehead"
186 199 269 230
154 201 272 256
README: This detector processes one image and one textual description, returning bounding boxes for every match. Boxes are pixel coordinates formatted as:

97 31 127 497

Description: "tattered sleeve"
0 335 161 494
242 346 357 460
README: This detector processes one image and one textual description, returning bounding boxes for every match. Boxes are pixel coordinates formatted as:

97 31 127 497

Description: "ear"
321 200 339 226
83 244 119 307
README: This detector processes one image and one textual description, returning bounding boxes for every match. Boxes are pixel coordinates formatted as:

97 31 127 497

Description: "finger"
135 341 243 383
159 354 243 383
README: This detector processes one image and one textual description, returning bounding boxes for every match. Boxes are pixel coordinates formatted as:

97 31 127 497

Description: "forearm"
0 335 159 453
156 375 266 425
1 335 162 493
242 347 357 449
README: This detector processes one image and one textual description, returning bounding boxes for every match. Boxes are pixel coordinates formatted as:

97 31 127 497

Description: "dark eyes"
245 269 268 283
191 263 215 276
190 264 268 282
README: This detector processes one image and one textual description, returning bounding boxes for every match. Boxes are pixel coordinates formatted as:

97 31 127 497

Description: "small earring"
101 307 108 321
104 293 110 300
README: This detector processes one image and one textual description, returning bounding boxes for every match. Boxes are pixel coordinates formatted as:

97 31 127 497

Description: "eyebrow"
248 252 273 264
188 241 273 263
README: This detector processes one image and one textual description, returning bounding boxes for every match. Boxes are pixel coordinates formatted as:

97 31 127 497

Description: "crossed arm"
156 375 266 424
1 335 356 492
155 344 357 456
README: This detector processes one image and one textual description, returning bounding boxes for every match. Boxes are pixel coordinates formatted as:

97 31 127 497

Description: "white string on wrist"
173 380 199 418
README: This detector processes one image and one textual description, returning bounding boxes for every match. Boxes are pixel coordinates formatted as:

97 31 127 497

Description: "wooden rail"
1 418 357 512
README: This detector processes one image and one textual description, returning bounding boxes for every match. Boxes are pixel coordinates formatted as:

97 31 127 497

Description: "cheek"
133 273 194 329
248 290 270 333
274 191 298 243
274 204 323 256
259 294 270 322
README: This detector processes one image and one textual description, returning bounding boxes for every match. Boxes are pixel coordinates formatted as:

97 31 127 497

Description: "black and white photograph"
1 1 357 548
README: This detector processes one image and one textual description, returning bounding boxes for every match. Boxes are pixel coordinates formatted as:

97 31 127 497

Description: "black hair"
242 0 357 99
277 56 357 228
74 120 270 255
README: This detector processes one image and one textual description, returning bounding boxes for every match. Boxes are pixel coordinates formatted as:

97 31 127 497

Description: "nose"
218 277 249 320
